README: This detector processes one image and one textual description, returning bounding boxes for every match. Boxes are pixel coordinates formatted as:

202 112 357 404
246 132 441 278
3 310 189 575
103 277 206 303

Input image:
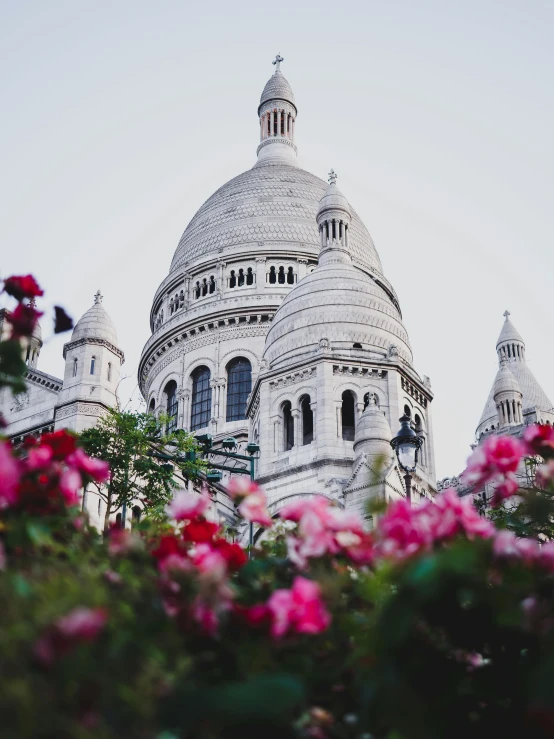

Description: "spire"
94 290 103 305
256 55 298 166
496 310 525 364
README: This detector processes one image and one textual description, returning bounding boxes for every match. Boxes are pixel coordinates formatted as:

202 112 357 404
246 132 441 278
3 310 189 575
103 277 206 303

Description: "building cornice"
63 337 124 363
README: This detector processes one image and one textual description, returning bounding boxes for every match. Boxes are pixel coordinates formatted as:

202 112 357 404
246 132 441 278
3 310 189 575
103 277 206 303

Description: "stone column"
291 409 300 448
255 256 266 287
217 262 226 294
309 399 317 441
297 258 308 281
270 110 274 137
273 418 281 453
180 391 191 431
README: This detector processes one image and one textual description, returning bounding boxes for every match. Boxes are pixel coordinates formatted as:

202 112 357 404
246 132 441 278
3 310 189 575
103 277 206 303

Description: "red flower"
53 306 74 334
6 303 43 338
151 535 183 561
40 430 78 460
524 424 554 458
212 538 248 570
3 274 43 301
182 519 219 543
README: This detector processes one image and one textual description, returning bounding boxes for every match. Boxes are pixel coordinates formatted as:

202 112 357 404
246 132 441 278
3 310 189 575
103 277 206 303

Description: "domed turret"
71 290 118 346
493 357 523 427
256 55 298 166
353 395 394 465
263 171 412 370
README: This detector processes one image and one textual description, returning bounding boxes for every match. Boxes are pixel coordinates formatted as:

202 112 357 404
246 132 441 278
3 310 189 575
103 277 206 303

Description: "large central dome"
169 163 383 276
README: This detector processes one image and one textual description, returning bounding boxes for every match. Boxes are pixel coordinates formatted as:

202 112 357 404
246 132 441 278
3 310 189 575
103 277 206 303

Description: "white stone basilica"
138 58 437 520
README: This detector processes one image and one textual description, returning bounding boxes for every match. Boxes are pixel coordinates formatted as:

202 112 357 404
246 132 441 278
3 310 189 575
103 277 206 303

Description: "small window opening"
287 266 295 284
342 390 355 441
404 404 411 418
209 276 216 294
238 268 245 287
246 267 254 285
269 266 276 284
353 342 362 349
73 358 78 377
278 266 286 284
107 362 112 382
283 401 294 450
132 506 141 526
301 396 313 445
195 282 201 299
26 346 31 363
230 270 237 288
90 356 96 375
201 278 208 297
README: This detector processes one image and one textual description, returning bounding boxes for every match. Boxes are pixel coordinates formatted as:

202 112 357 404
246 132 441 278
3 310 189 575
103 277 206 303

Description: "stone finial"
272 53 284 71
503 309 510 321
94 290 103 305
328 169 337 185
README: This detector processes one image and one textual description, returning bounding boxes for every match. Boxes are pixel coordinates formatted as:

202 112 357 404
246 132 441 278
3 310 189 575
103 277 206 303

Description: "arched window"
342 391 355 441
229 270 237 288
201 278 208 296
301 395 313 445
404 404 411 418
238 269 245 287
195 282 201 299
72 358 78 377
179 290 185 308
278 266 286 284
191 367 212 431
414 413 422 432
90 356 96 375
287 266 295 284
283 401 294 450
226 358 252 422
269 266 276 284
209 276 216 294
107 362 112 382
132 506 141 526
148 398 156 415
25 345 31 364
165 380 178 434
246 267 254 285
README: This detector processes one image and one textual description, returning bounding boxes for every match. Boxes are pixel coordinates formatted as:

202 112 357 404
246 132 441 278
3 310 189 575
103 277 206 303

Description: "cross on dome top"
94 290 103 305
503 309 511 321
272 54 284 71
328 169 337 185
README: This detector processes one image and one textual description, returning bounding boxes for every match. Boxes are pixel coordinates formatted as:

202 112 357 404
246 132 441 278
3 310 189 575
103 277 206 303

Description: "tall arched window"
300 395 313 445
342 391 356 440
107 362 112 382
246 267 254 285
90 356 96 375
283 401 294 450
72 358 78 377
209 276 216 293
269 266 276 284
226 358 252 422
191 367 212 431
165 380 178 434
148 398 156 415
403 404 411 418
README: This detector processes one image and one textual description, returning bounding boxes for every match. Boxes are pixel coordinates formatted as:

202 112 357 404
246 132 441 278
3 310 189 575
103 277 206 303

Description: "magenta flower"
66 448 110 483
238 491 273 527
56 606 108 640
0 441 20 508
226 477 261 500
26 445 53 471
463 435 525 489
166 489 210 521
267 576 331 639
59 467 82 506
523 424 554 457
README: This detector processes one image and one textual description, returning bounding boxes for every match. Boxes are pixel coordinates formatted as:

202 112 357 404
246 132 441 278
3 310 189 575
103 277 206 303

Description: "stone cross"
328 169 337 185
503 310 510 321
272 54 284 71
94 290 103 304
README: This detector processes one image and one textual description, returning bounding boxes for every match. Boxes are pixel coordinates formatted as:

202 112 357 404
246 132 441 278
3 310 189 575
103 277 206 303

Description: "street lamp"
390 414 422 504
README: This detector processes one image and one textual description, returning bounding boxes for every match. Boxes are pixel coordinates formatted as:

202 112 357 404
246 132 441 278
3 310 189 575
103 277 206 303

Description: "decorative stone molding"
269 366 316 390
332 366 387 379
63 337 124 363
54 401 107 421
401 376 428 408
25 369 63 392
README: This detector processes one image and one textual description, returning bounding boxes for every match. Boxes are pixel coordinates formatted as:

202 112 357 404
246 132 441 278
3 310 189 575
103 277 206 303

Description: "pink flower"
26 445 53 471
524 424 554 457
158 553 192 574
104 570 123 585
0 441 20 508
238 491 272 527
493 530 539 563
56 606 108 641
267 576 331 639
66 448 110 483
491 473 520 507
279 496 331 523
166 489 210 521
226 477 261 500
59 467 82 506
463 435 525 489
191 543 228 581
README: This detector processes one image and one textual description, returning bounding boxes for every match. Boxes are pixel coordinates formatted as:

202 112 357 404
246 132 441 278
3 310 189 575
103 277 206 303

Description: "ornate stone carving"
269 366 315 390
388 344 399 358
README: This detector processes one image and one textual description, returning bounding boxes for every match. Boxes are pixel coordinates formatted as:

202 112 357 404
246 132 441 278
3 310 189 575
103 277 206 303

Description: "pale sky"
1 0 553 479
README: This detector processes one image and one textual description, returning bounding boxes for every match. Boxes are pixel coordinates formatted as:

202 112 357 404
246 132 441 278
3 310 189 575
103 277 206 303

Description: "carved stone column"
291 409 300 448
255 256 266 287
273 418 282 453
179 390 191 431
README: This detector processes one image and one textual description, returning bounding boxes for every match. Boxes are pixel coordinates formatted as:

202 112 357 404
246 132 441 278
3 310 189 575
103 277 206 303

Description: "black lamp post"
390 414 423 505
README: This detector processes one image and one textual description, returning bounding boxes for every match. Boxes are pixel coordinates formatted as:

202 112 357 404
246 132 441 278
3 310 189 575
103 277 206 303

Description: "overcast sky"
2 0 553 479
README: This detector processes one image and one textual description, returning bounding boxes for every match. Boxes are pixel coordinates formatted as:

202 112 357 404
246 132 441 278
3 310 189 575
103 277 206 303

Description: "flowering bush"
4 275 554 738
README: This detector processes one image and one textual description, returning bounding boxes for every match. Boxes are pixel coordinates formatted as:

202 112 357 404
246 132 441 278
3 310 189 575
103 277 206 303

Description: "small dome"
259 71 296 112
317 175 351 221
493 363 522 397
497 313 525 348
353 396 394 463
71 291 118 346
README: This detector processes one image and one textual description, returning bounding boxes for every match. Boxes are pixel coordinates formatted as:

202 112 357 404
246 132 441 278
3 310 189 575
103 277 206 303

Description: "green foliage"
79 409 204 527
